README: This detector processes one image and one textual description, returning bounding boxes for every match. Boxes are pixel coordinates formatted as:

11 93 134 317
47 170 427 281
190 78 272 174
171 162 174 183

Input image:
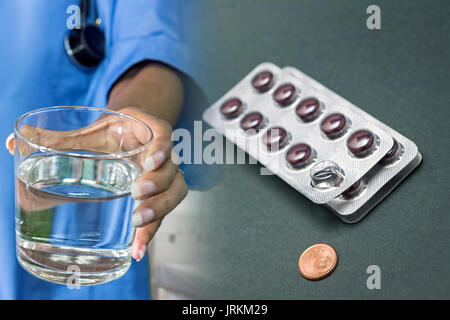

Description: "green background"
196 0 450 299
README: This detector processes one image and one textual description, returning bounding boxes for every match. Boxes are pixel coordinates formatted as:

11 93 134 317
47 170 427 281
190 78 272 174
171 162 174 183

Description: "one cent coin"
298 243 338 280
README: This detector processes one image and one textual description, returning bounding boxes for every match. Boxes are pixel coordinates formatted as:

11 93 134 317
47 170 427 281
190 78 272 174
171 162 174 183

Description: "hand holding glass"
14 107 152 285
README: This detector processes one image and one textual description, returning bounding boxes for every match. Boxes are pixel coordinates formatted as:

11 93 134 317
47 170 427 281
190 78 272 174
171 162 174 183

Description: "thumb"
5 133 14 155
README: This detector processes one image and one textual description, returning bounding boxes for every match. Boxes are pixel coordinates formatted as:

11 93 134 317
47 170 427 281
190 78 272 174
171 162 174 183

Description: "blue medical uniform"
0 0 194 300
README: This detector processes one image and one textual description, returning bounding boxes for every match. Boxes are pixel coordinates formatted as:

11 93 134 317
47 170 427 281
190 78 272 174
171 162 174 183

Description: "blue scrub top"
0 0 195 300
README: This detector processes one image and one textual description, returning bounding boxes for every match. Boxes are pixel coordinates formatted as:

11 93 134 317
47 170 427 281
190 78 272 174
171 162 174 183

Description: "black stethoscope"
64 0 105 69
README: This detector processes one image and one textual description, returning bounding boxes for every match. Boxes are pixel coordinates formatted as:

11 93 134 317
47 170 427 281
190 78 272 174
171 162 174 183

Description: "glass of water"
14 106 152 286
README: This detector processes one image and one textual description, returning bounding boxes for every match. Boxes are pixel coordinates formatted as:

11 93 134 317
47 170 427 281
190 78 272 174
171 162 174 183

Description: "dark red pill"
240 112 265 132
347 130 375 157
263 127 289 151
382 139 399 162
342 180 362 199
296 98 321 121
220 98 243 119
252 71 274 92
273 84 296 106
320 113 347 138
286 143 313 169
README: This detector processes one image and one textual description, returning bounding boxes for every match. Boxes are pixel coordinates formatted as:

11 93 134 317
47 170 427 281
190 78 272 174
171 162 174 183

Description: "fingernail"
132 208 155 227
136 244 147 262
144 151 166 172
133 200 142 210
5 133 14 155
131 180 157 199
131 246 137 259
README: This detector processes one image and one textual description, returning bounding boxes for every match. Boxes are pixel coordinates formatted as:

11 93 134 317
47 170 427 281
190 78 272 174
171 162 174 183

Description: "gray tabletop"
192 0 450 299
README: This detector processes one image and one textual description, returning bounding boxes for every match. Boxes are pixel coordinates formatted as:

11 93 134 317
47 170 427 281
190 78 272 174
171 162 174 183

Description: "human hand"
116 107 188 262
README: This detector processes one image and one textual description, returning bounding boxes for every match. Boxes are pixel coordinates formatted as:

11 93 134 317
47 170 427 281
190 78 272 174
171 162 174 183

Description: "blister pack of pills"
202 62 422 222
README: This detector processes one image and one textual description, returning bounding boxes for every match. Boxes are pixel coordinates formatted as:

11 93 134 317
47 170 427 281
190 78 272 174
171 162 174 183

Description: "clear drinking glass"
14 106 152 286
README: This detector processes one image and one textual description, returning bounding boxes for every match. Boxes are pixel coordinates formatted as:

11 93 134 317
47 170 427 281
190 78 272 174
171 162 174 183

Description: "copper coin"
298 243 338 280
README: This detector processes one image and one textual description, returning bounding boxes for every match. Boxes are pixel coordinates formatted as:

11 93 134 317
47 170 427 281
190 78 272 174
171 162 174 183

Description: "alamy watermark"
366 5 381 30
366 265 381 290
66 265 81 289
171 121 285 175
66 5 81 30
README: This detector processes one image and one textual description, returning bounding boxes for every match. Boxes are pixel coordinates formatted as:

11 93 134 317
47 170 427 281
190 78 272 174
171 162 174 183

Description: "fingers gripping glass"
14 106 152 286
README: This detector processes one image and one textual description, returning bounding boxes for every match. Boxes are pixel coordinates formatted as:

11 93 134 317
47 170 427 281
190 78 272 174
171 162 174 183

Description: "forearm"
107 61 184 127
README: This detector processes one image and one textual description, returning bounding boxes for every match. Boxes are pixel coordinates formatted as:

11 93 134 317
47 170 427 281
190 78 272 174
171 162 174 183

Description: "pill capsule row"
220 70 388 159
220 100 382 159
